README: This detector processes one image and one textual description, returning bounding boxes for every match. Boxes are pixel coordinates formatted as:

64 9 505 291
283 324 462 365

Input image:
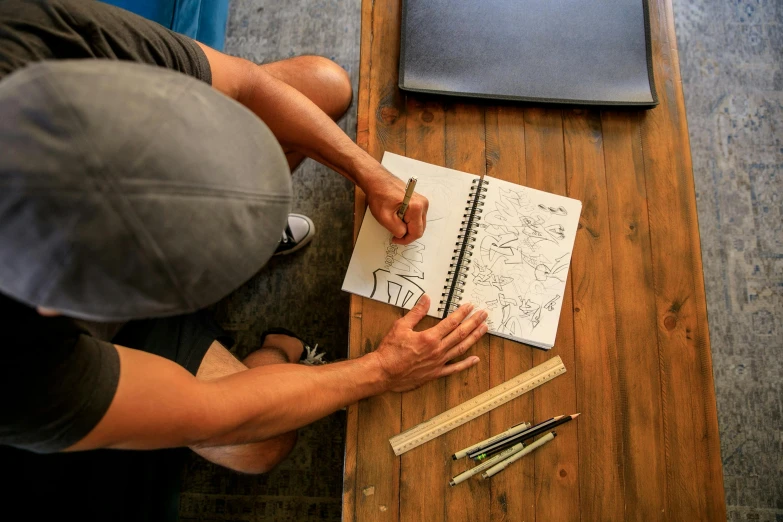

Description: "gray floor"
180 0 783 520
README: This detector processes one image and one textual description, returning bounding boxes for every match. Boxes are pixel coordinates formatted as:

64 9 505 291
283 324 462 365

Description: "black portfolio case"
399 0 657 107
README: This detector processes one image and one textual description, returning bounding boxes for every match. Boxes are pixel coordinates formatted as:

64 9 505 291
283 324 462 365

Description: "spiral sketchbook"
342 153 582 349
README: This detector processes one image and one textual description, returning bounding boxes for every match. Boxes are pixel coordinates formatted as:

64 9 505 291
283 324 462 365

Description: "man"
0 1 488 519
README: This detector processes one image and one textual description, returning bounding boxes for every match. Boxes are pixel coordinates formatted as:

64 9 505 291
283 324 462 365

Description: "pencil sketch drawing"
468 186 572 338
370 240 426 306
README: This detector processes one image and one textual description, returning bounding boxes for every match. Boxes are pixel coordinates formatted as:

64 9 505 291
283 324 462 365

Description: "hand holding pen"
363 170 428 245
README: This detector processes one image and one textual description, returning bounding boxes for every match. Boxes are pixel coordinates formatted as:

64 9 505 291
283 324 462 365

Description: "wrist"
350 156 399 195
359 351 393 395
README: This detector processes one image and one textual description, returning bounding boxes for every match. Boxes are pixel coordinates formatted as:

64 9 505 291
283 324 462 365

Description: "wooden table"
343 1 726 520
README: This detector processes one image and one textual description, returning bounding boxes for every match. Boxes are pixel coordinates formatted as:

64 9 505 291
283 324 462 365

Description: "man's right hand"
370 294 488 393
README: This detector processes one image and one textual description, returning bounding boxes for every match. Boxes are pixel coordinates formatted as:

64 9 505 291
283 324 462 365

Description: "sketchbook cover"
399 0 657 107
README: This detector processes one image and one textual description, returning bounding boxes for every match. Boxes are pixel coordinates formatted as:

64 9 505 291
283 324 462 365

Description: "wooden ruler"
389 355 566 456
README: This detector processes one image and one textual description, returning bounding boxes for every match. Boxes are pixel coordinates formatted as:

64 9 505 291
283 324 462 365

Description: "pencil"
468 415 560 459
452 421 530 460
396 176 417 220
480 431 557 480
471 413 579 460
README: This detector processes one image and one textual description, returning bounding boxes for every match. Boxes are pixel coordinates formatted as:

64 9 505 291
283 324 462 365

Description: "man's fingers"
441 308 487 348
391 202 426 245
405 213 425 242
389 217 407 239
442 321 488 362
399 294 431 328
438 356 480 378
433 303 474 338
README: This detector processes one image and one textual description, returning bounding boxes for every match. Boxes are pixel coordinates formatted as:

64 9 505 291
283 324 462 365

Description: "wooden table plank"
484 107 536 521
443 103 491 522
523 108 581 522
399 97 447 522
350 0 406 521
641 1 725 519
563 109 625 520
345 1 725 520
601 110 667 520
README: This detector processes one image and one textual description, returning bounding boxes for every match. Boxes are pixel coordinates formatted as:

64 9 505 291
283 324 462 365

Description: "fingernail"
480 310 489 320
480 324 488 334
472 357 480 364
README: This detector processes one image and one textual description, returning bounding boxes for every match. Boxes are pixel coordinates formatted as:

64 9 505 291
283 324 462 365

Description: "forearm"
69 345 388 452
197 355 387 447
238 65 383 190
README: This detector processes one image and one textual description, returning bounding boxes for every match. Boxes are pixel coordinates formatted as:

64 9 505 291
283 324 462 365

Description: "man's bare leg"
258 55 353 172
191 334 305 474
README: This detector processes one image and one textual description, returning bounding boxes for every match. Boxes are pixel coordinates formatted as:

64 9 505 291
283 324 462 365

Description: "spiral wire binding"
439 178 489 317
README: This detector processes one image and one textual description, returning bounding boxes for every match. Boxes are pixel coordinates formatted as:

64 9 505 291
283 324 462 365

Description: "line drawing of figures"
486 293 519 333
472 262 514 290
538 203 568 216
371 269 425 307
384 240 426 279
543 295 561 312
466 185 575 336
534 253 570 283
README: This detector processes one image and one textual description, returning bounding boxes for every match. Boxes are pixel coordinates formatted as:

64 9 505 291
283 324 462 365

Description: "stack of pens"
449 413 580 486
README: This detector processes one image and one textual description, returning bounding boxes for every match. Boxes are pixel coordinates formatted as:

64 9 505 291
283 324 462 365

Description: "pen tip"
451 455 457 460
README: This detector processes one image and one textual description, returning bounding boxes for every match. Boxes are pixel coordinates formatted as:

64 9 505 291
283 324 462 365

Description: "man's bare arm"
195 42 428 245
66 296 487 451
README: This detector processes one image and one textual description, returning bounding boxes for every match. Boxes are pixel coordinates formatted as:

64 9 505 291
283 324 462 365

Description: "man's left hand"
364 169 429 245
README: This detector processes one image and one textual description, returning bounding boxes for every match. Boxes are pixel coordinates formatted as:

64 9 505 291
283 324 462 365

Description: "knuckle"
459 326 469 341
423 332 439 346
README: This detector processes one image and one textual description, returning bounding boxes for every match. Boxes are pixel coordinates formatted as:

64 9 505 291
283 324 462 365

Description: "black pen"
472 413 580 460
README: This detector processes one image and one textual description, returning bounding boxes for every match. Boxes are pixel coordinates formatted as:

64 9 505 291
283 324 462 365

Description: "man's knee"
262 55 352 121
307 56 352 119
200 430 298 475
246 333 304 366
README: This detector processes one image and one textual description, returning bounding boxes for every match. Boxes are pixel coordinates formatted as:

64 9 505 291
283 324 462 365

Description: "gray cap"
0 60 292 321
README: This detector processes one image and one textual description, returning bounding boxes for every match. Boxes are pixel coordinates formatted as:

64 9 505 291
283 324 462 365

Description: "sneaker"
274 213 315 256
259 327 327 365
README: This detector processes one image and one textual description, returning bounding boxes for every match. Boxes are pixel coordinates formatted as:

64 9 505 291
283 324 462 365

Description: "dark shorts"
114 309 235 376
1 311 233 522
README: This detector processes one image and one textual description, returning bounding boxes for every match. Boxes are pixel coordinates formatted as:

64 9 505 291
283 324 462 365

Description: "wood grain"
563 109 624 520
399 96 447 522
350 0 406 521
443 103 491 522
345 0 725 520
484 107 536 522
601 110 667 520
523 108 581 522
640 0 725 519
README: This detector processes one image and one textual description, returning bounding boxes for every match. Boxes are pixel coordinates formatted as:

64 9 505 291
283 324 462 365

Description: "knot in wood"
379 106 400 124
664 315 677 330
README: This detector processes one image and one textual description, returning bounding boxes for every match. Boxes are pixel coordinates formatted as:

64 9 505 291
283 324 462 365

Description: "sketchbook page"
461 176 582 348
342 152 479 318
